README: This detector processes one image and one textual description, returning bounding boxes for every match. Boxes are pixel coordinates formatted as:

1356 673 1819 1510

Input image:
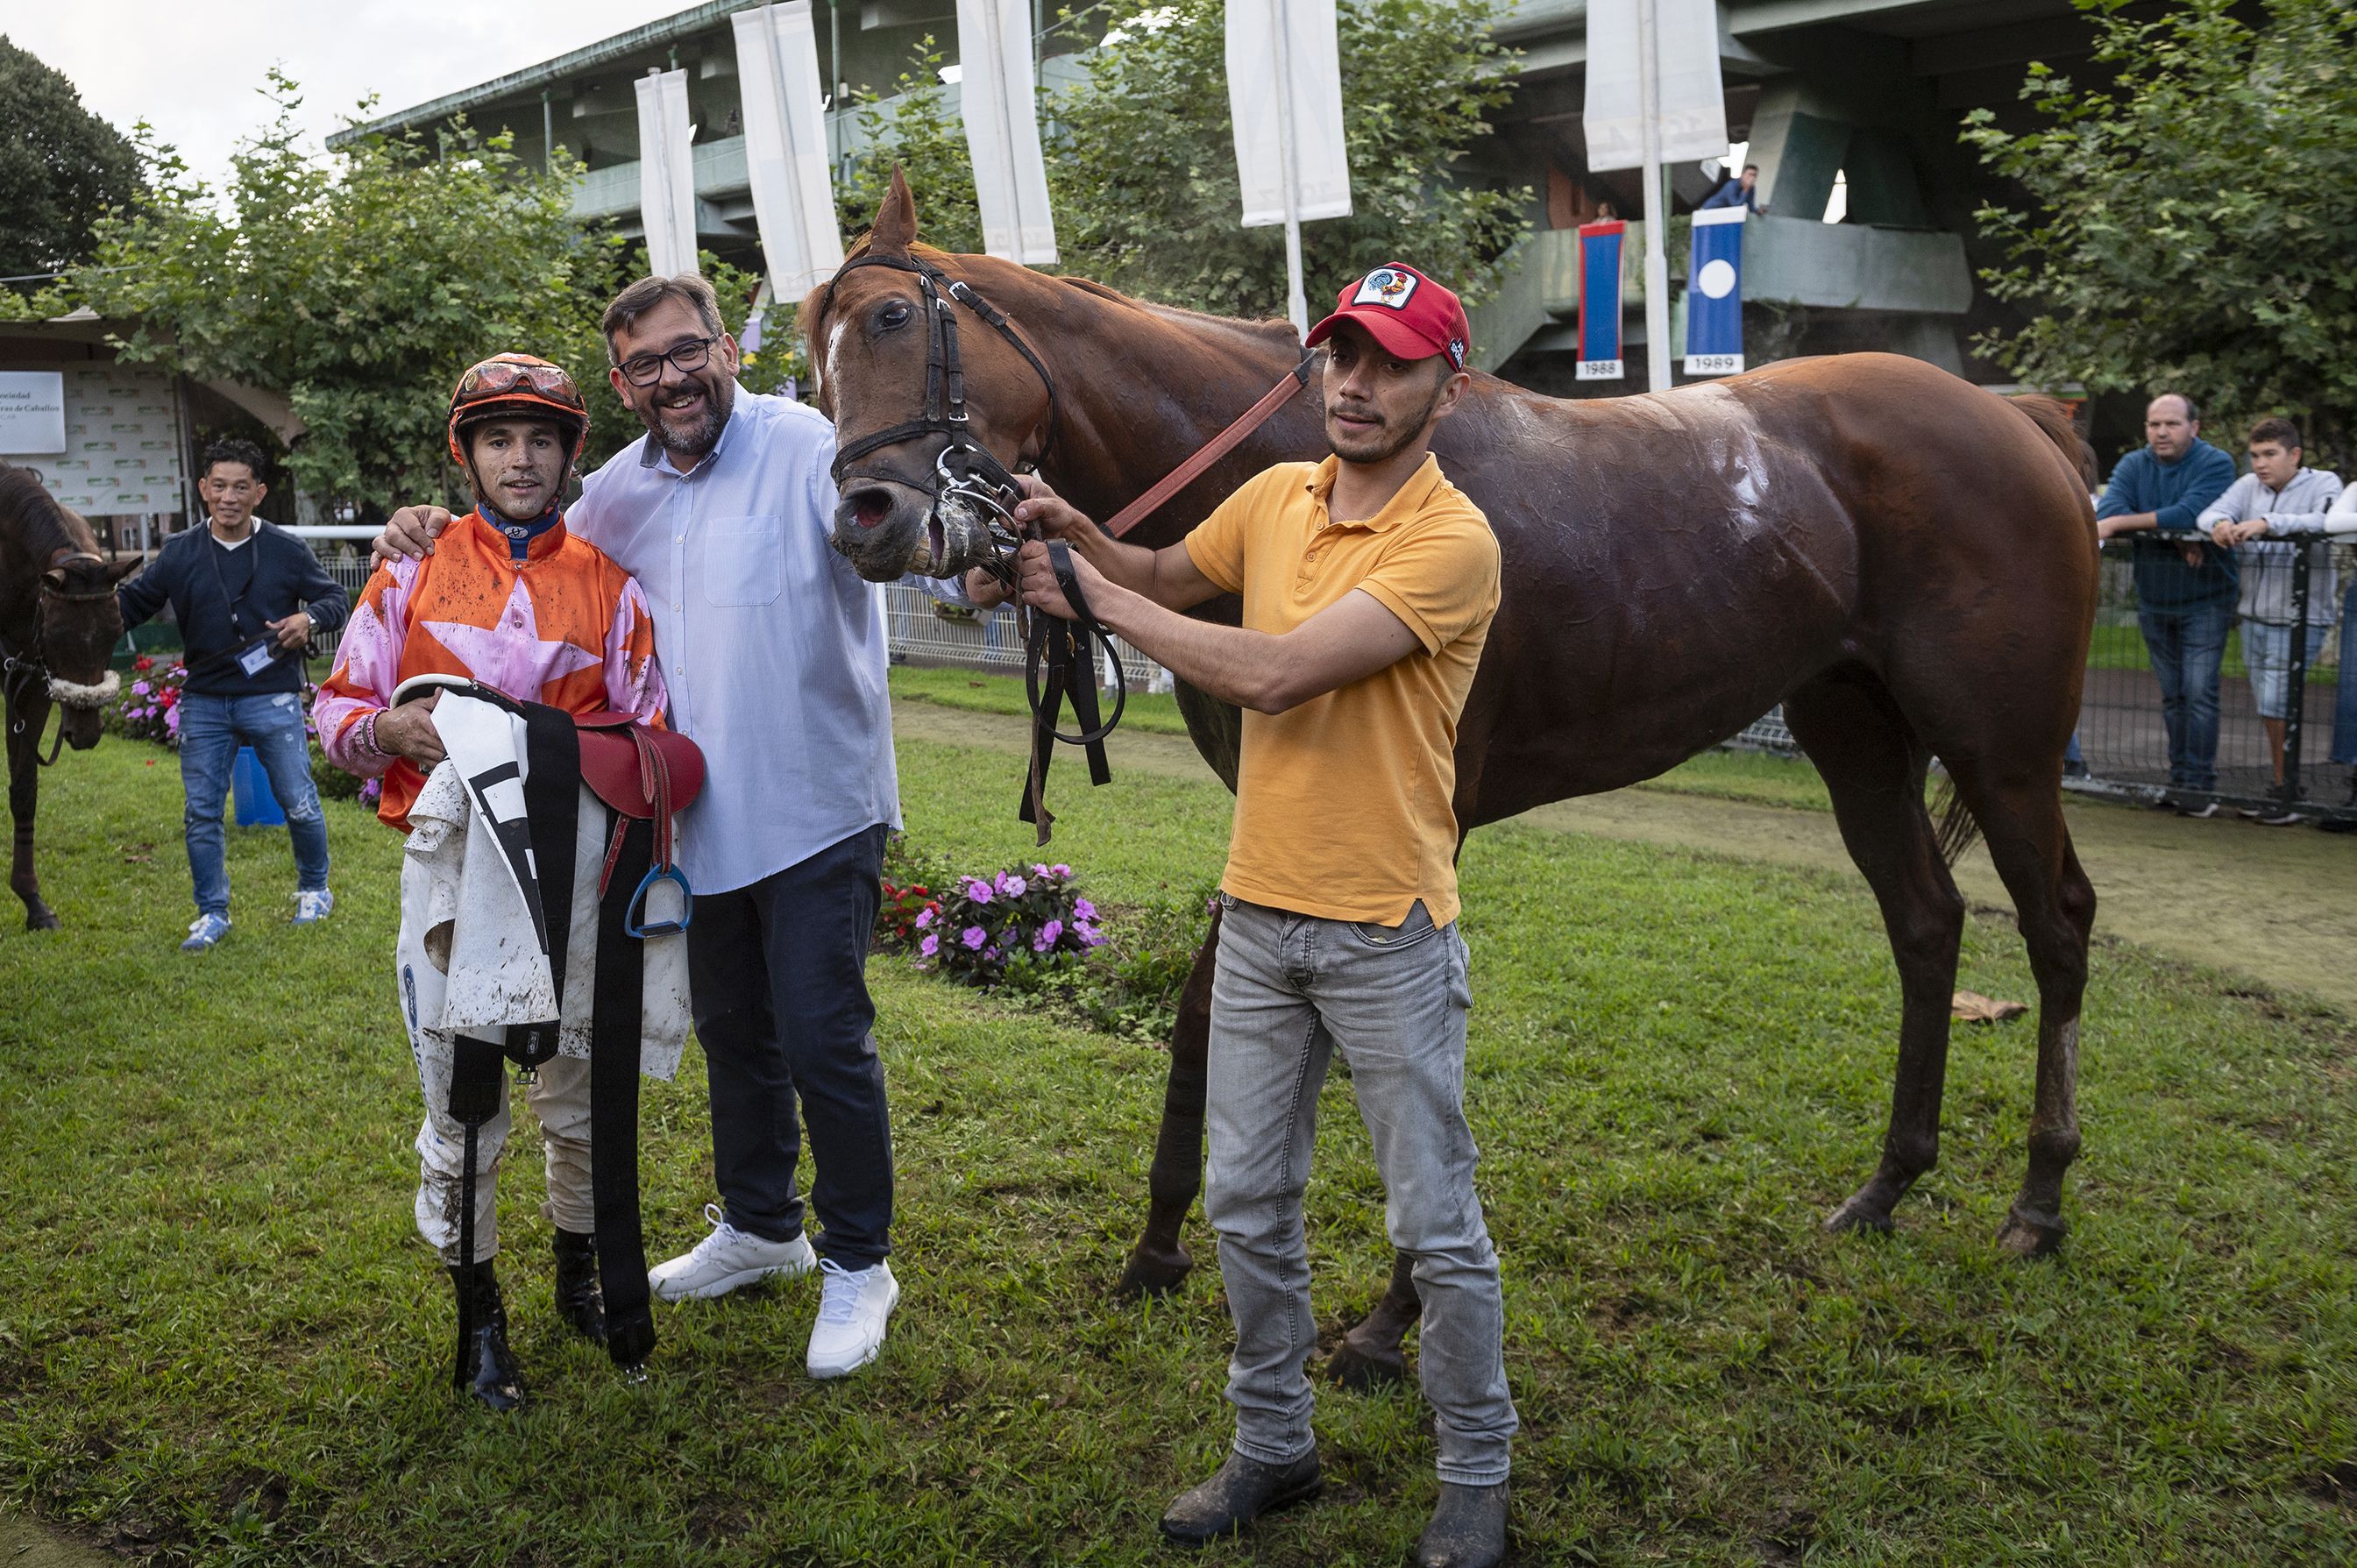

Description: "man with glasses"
117 437 349 950
374 274 906 1380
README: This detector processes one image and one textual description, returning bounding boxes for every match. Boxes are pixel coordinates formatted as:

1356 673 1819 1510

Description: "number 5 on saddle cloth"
389 675 704 1380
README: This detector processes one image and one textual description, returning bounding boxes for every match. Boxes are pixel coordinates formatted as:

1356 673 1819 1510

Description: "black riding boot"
447 1259 527 1412
552 1228 607 1344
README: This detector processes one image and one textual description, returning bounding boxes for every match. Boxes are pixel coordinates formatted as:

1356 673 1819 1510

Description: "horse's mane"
0 461 98 563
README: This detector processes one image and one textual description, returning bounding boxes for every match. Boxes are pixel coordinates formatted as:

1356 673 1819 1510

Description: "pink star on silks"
422 578 602 699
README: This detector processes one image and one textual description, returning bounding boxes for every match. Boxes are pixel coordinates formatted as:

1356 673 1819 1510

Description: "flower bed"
107 656 379 809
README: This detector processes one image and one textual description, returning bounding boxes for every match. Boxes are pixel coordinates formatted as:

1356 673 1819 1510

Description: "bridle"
3 551 123 767
819 251 1060 574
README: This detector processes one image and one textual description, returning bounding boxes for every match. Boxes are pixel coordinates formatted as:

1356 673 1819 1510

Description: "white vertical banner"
635 69 700 277
956 0 1057 264
1227 0 1352 333
1582 0 1728 172
733 2 845 295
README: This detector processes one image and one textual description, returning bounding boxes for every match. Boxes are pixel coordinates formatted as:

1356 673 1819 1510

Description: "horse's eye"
878 300 912 330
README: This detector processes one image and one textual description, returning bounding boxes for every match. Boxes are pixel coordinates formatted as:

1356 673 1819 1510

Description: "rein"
4 552 123 767
818 252 1317 841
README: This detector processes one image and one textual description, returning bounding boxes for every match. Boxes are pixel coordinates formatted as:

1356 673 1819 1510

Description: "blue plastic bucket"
231 746 287 827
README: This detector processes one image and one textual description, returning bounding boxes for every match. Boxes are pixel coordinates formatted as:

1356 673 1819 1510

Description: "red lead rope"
1098 355 1316 540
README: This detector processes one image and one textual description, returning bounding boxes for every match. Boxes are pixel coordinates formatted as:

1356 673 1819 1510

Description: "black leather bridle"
4 554 120 766
819 251 1059 559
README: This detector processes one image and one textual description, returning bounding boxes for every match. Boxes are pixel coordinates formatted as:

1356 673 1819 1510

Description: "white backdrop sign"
1582 0 1729 171
635 69 700 277
732 3 844 294
956 0 1058 263
0 372 67 455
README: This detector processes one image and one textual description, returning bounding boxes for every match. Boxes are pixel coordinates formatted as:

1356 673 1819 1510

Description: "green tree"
53 74 792 508
837 0 1529 316
1963 0 2357 458
0 35 141 283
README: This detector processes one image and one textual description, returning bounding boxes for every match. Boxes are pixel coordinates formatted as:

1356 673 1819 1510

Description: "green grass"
4 736 2355 1564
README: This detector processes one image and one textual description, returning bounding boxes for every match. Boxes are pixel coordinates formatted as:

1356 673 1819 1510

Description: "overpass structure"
332 0 2105 386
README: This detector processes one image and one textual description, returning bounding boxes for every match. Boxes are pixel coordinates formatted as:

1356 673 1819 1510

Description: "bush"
110 654 184 746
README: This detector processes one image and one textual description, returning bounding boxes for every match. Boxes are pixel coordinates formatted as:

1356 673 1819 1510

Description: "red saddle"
572 713 704 931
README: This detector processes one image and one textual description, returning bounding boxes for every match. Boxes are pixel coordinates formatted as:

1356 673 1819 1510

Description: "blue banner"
1684 205 1745 375
1576 221 1624 381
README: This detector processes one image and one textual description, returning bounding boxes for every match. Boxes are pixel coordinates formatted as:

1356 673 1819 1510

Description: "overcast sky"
12 1 688 195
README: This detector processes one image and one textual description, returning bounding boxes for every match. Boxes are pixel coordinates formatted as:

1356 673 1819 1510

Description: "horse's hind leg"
1328 1251 1418 1389
5 709 57 931
1783 670 1965 1233
1938 759 2096 1258
1117 904 1221 1297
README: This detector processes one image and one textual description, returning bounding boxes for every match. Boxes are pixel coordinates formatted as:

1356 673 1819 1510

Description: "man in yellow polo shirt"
995 263 1513 1568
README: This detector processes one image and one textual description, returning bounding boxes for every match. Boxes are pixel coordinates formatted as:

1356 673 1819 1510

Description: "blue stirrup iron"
625 862 693 939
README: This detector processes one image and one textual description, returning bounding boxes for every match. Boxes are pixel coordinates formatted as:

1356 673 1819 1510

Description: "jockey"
314 352 667 1411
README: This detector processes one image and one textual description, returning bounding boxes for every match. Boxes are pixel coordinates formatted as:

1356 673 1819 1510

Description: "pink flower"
1001 873 1027 898
131 680 151 697
914 907 934 929
962 926 987 950
1033 919 1062 952
920 933 939 957
1073 898 1096 921
964 877 993 905
1051 864 1070 877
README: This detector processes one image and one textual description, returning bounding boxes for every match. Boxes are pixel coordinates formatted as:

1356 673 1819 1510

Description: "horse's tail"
2006 393 2097 489
1931 773 1981 868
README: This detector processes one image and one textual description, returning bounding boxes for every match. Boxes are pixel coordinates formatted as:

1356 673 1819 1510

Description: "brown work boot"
1157 1450 1323 1546
1414 1481 1509 1568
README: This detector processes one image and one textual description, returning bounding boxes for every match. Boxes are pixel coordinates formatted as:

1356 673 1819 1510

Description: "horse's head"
37 546 133 751
804 170 1057 582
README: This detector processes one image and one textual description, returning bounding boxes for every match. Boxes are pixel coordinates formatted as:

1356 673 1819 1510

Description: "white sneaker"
647 1203 816 1302
293 888 335 925
806 1258 898 1379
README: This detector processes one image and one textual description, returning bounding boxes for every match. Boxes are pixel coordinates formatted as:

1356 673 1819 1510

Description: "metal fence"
2073 531 2353 826
882 581 1171 692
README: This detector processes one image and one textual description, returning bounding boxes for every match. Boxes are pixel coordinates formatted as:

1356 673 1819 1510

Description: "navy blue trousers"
686 823 893 1267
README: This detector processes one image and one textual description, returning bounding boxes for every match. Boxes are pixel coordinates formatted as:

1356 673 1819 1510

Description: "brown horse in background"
1 462 133 929
808 176 2099 1384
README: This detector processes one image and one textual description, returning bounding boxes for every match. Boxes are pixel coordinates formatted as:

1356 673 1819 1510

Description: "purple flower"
1033 919 1062 952
920 933 939 957
1076 920 1104 947
1000 873 1028 898
131 680 151 697
964 877 993 905
1073 898 1097 921
1051 864 1071 878
914 907 934 929
962 926 987 950
983 945 1001 962
1031 862 1050 877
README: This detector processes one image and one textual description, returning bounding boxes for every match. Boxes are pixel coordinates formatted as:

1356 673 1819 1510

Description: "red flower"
133 655 154 671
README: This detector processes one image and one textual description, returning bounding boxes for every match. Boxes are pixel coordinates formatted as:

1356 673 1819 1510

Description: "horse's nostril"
850 487 895 529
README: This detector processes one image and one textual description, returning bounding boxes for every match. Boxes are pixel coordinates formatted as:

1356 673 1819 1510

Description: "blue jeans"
1205 893 1517 1486
178 691 330 917
2138 601 2233 791
2332 585 2357 768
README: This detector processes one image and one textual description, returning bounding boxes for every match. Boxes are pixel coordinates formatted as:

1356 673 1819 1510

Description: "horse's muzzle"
829 476 997 583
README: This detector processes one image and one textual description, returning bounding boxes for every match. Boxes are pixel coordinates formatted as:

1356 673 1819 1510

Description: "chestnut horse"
1 463 131 929
809 178 2098 1383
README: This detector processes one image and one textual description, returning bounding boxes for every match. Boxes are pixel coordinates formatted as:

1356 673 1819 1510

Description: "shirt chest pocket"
701 515 784 607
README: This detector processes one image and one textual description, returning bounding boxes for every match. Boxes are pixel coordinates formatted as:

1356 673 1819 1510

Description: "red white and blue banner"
1576 220 1626 381
1684 205 1745 375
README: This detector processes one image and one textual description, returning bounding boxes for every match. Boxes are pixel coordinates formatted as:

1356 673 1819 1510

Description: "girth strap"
1018 541 1120 846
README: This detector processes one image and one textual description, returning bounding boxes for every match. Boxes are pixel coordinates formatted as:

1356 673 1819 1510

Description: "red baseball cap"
1304 263 1472 372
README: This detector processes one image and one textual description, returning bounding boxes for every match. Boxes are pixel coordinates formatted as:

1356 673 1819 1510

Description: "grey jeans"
1205 893 1518 1486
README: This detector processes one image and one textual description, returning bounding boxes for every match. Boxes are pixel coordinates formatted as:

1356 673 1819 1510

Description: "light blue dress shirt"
568 387 899 895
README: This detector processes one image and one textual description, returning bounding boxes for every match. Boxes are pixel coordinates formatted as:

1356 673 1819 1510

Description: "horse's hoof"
1995 1207 2064 1259
23 909 59 932
1116 1245 1192 1300
1326 1339 1407 1392
1821 1192 1896 1236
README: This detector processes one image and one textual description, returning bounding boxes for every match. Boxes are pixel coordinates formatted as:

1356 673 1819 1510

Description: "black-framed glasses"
617 336 720 387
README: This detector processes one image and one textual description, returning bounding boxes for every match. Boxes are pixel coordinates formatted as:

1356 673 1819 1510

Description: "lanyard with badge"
203 532 292 678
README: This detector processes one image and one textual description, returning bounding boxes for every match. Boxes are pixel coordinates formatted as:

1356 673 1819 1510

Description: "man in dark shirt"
2094 394 2238 811
117 438 351 949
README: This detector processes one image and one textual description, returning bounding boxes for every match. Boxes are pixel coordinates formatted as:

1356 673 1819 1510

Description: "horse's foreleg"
1944 766 2095 1259
1784 675 1963 1234
1117 904 1221 1297
5 712 56 930
1327 1251 1418 1390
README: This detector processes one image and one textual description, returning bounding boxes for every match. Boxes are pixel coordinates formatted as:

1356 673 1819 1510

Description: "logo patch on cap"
1447 338 1466 370
1352 267 1419 309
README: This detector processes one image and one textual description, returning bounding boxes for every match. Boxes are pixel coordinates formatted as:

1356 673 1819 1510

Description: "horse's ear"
107 554 145 583
870 166 919 254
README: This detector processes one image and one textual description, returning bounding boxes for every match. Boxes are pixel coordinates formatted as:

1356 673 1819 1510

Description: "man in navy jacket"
2094 394 2237 809
118 439 350 948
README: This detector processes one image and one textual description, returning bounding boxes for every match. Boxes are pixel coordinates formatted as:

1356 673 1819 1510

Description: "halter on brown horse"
1 462 134 929
808 174 2099 1380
